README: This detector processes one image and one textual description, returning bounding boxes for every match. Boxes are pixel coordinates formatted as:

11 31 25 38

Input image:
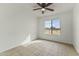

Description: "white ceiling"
31 3 75 17
2 3 74 17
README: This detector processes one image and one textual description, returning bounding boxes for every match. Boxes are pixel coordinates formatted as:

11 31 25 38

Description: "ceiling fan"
33 3 54 14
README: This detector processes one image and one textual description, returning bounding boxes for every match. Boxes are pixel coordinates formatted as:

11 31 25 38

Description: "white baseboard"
0 40 32 53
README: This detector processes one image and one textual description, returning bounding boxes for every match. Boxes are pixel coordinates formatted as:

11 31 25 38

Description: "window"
44 20 52 35
44 18 61 35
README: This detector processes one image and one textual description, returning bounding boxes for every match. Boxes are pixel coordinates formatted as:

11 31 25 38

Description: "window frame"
44 18 61 35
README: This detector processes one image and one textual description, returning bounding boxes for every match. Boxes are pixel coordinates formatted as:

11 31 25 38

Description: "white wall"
73 4 79 53
0 4 37 52
37 10 73 44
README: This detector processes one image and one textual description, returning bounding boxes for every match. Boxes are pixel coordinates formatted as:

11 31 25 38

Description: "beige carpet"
0 40 78 56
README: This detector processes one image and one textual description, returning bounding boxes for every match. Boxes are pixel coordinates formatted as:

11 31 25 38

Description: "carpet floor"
0 40 78 56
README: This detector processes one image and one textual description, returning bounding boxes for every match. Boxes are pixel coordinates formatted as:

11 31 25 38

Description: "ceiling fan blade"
45 8 54 11
46 3 52 7
42 11 44 14
42 3 46 8
33 8 42 10
37 3 42 7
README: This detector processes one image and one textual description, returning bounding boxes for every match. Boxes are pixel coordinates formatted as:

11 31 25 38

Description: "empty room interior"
0 3 79 56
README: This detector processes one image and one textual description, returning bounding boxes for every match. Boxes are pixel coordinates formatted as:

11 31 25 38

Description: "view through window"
44 18 61 35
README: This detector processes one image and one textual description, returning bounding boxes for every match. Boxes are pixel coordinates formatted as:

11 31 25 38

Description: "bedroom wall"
0 4 37 52
73 4 79 53
37 10 73 44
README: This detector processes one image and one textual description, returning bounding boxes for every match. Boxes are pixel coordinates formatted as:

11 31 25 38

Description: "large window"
44 18 61 35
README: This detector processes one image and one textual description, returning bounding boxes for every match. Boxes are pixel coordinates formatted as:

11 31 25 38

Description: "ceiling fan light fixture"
33 3 54 14
41 8 45 11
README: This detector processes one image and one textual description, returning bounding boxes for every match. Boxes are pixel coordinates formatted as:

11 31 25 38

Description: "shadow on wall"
21 34 31 45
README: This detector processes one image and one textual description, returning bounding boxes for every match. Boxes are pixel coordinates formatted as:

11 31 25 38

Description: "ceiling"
2 3 74 17
31 3 75 17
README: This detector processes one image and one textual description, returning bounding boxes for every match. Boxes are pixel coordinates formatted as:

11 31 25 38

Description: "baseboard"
0 38 37 53
73 44 79 54
0 40 32 53
0 43 21 53
36 38 73 46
